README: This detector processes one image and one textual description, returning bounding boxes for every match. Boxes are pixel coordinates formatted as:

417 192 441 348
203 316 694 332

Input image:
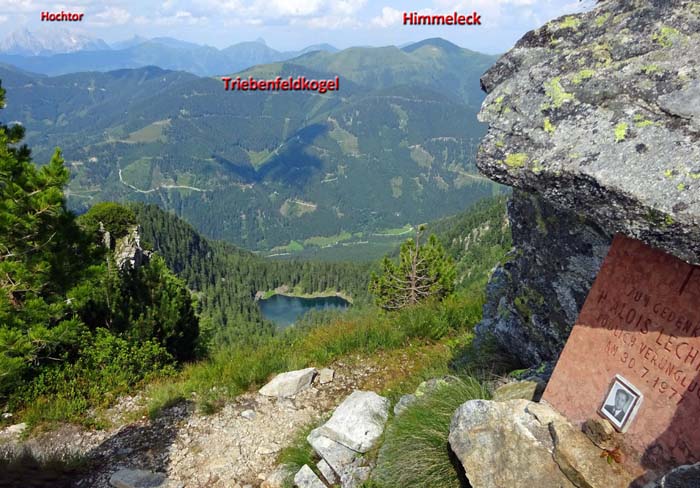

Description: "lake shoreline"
255 287 354 304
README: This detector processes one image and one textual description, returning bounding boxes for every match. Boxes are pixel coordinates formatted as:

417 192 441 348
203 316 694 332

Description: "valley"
0 39 502 254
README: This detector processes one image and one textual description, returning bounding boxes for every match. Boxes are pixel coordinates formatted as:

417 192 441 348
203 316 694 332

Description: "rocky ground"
0 359 389 488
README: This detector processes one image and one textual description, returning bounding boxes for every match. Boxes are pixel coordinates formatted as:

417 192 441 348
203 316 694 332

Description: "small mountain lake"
259 294 350 328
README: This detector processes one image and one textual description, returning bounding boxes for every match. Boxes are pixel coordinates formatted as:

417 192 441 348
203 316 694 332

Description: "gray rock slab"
259 368 316 398
318 368 335 384
240 409 257 420
316 390 389 453
393 394 416 416
109 469 171 488
293 465 326 488
492 380 545 402
307 427 357 475
317 458 338 485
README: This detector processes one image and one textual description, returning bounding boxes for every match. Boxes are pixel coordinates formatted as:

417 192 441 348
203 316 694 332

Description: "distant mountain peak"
0 28 110 56
401 38 462 54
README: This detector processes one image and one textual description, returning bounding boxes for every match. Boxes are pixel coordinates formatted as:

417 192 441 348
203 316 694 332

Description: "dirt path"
1 360 385 488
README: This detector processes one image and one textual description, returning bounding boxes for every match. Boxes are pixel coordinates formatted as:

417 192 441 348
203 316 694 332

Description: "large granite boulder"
316 391 390 453
258 368 316 398
448 399 635 488
474 0 700 365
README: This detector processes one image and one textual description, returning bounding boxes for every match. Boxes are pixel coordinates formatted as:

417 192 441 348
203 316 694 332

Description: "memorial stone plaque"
542 235 700 478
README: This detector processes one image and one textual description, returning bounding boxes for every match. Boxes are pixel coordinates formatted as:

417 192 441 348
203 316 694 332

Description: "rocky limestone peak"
477 0 700 265
114 225 151 271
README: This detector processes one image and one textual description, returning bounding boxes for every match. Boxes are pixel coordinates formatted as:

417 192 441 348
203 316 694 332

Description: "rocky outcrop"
448 399 635 488
474 0 700 365
114 225 151 271
492 379 545 402
476 192 611 365
645 463 700 488
258 368 316 398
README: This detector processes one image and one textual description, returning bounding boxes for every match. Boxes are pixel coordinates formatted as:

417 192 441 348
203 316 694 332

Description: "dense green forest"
132 203 372 346
0 83 199 421
0 39 502 251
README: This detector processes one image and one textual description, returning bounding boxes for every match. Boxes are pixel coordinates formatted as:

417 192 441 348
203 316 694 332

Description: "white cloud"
303 15 358 29
371 7 402 28
0 0 34 14
93 7 132 26
155 10 208 25
251 0 325 17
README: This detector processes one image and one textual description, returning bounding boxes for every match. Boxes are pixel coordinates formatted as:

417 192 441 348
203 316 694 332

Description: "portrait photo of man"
604 388 631 422
599 375 642 432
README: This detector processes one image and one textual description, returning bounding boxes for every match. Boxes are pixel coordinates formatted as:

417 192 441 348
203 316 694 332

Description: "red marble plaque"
542 235 700 478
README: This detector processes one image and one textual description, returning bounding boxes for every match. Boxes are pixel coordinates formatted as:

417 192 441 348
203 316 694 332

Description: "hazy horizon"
0 1 594 55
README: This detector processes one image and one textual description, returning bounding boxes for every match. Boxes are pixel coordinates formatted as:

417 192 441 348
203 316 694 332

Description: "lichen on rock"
474 0 700 366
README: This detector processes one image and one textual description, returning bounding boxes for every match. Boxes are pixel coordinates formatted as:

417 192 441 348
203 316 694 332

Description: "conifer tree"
369 226 455 310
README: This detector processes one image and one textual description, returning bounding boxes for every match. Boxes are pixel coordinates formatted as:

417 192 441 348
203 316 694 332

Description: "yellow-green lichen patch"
677 183 686 191
572 69 595 84
489 95 507 113
663 169 674 179
634 114 654 128
595 13 611 27
614 122 628 142
503 153 528 169
689 172 700 180
652 26 682 48
592 43 613 67
641 64 660 75
495 139 505 149
543 77 575 109
556 16 581 30
543 117 555 134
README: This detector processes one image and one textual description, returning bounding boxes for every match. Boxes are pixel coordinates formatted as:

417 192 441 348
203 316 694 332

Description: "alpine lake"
258 294 350 328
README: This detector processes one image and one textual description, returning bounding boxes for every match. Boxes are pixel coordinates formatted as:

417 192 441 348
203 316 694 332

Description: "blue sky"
0 0 595 53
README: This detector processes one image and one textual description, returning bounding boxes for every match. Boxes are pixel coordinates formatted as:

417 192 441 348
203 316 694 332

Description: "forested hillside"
430 195 511 290
132 204 372 346
0 83 199 422
0 39 502 253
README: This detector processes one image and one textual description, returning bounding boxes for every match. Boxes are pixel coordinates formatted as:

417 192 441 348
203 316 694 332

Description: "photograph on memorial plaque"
599 375 642 432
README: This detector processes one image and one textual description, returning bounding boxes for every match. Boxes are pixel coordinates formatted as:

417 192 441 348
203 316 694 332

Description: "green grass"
373 224 414 236
247 149 273 169
146 293 485 417
126 120 170 143
278 423 321 487
120 157 153 188
303 231 354 248
371 377 490 488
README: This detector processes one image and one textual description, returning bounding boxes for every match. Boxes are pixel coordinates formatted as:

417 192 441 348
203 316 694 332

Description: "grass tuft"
372 377 490 488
